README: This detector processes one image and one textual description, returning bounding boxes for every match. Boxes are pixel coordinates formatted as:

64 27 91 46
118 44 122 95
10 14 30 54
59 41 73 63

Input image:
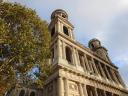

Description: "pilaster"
57 77 64 96
64 78 69 96
78 83 84 96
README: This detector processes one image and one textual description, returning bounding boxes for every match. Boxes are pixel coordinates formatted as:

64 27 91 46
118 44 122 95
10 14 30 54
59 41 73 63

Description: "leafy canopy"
0 2 51 95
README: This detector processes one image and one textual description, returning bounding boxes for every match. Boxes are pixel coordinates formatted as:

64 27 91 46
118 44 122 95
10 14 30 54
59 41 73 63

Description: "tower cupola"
88 38 101 50
88 38 111 62
51 9 68 20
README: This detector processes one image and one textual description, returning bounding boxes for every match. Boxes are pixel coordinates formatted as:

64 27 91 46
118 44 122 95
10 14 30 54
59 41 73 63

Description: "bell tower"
49 9 75 40
49 9 76 66
88 38 112 63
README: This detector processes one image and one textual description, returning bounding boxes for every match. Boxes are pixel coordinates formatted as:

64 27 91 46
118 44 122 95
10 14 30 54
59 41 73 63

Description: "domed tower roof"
88 38 101 49
51 9 68 20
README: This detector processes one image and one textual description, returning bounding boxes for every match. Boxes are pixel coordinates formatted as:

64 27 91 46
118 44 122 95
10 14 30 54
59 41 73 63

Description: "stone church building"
8 9 128 96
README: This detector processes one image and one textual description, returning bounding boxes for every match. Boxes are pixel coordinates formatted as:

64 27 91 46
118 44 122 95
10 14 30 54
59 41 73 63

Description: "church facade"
8 9 128 96
44 9 128 96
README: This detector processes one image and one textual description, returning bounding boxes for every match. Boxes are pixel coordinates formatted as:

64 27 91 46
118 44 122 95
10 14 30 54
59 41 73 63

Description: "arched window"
65 46 72 63
51 27 55 37
19 90 25 96
63 26 69 36
30 92 35 96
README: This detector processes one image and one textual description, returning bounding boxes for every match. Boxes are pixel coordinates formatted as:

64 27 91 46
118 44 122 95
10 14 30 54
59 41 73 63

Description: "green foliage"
0 2 51 95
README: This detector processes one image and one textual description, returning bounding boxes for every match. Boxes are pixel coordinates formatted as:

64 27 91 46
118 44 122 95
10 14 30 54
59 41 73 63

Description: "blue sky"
9 0 128 87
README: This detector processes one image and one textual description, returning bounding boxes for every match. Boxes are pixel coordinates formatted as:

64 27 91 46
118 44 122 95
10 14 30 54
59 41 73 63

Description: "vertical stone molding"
92 58 99 75
84 54 90 72
53 79 57 96
64 78 69 96
62 41 66 59
57 77 64 96
82 56 87 72
78 83 84 96
104 65 112 81
98 62 106 78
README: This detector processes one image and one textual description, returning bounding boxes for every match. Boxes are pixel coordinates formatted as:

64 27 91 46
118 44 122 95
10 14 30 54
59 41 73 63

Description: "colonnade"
52 39 125 87
56 77 120 96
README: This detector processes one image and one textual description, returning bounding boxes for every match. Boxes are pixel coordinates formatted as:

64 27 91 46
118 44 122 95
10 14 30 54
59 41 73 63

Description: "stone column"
84 54 90 72
110 69 119 83
57 39 61 59
94 87 98 96
62 41 66 59
71 47 76 65
98 62 106 78
116 72 125 86
104 65 112 81
103 90 106 96
71 29 75 40
76 49 80 66
82 56 87 72
64 78 69 96
92 58 99 75
72 48 77 66
53 79 57 96
61 23 63 33
69 29 72 39
57 77 64 96
83 84 88 96
56 21 59 32
78 83 84 96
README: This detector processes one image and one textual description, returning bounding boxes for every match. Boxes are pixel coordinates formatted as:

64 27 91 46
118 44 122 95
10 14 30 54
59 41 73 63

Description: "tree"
0 2 51 95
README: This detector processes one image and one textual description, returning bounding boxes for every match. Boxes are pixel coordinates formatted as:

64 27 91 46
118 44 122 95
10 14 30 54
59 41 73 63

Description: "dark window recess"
65 47 72 63
30 92 35 96
51 27 55 37
62 14 66 18
19 90 25 96
91 43 95 48
113 94 119 96
63 26 69 36
105 91 112 96
97 88 105 96
78 52 84 67
86 85 97 96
